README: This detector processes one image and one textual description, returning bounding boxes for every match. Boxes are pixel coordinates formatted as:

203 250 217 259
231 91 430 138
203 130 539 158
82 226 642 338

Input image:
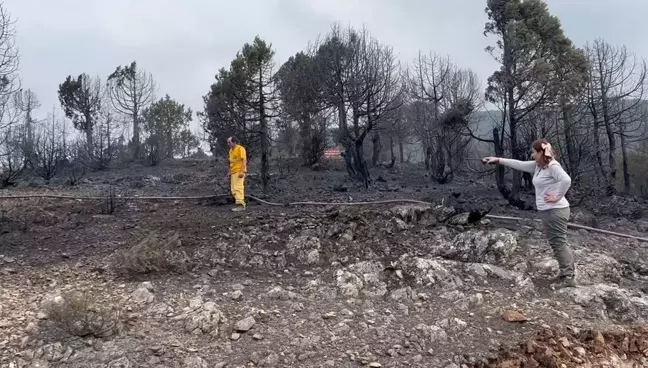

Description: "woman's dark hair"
532 138 554 167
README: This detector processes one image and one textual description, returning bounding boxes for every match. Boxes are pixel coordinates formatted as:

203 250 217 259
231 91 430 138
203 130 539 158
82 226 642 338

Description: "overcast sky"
4 0 648 131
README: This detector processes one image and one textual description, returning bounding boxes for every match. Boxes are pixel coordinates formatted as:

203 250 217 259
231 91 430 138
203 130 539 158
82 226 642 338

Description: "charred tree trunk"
563 105 579 184
493 127 507 198
338 101 357 178
371 131 381 166
84 113 94 160
300 115 313 166
620 123 630 194
259 69 270 194
166 129 173 159
354 138 370 188
592 116 607 190
424 145 432 170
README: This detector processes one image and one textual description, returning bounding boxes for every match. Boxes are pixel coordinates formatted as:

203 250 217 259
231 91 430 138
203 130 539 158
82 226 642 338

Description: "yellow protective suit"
229 144 247 207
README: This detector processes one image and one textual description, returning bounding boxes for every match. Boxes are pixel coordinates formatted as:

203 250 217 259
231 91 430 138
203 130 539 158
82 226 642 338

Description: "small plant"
66 163 86 186
44 291 119 338
100 185 123 214
112 231 189 274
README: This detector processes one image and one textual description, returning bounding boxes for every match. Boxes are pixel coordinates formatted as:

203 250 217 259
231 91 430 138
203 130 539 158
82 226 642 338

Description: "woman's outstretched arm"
484 157 537 173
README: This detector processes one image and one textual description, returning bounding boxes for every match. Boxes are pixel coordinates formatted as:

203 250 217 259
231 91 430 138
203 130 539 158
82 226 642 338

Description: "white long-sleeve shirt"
499 158 572 211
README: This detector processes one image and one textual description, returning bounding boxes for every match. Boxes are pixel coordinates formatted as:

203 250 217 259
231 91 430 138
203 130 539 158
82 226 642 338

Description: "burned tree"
585 39 647 195
408 52 452 173
0 4 19 128
407 53 479 183
32 111 66 182
107 61 156 159
313 25 402 187
13 89 40 167
58 74 103 161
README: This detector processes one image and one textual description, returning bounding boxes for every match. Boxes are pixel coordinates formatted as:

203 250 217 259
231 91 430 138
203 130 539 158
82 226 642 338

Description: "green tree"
235 36 278 192
483 0 586 207
200 66 256 158
141 95 192 165
58 74 103 159
276 52 327 166
107 61 156 159
200 36 278 193
176 128 200 158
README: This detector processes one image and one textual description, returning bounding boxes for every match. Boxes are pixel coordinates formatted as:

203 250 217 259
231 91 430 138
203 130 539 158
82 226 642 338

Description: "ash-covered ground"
1 159 647 367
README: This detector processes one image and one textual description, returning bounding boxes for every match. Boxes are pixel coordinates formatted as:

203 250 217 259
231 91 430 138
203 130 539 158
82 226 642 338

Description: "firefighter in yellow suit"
227 136 247 211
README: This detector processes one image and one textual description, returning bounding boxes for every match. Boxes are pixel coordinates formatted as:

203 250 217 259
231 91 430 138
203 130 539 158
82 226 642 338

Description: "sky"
4 0 648 133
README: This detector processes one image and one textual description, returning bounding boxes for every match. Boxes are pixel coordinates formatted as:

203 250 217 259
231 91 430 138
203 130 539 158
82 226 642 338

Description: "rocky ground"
1 158 648 368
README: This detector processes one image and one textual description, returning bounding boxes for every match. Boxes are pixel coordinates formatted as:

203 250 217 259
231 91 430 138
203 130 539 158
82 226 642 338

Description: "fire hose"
0 193 647 242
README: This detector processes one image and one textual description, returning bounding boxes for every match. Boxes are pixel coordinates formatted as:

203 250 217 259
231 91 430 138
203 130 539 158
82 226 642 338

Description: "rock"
265 286 297 300
230 290 243 301
189 297 203 310
560 284 648 323
438 317 468 330
501 310 527 323
389 204 436 225
440 290 466 301
183 305 225 335
29 360 49 368
414 324 448 342
322 312 336 320
390 287 414 302
261 352 280 366
396 255 460 288
235 316 256 332
286 235 322 264
107 357 131 367
183 356 209 368
575 251 622 285
203 302 217 311
39 293 64 317
392 217 409 231
336 261 387 297
131 284 154 304
442 229 518 264
369 363 382 367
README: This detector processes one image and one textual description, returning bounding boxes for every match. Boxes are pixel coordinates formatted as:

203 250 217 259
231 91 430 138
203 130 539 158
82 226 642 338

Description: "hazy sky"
4 0 648 131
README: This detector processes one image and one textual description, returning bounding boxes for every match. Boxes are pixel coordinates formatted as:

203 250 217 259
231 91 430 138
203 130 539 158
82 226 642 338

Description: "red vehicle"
323 147 342 159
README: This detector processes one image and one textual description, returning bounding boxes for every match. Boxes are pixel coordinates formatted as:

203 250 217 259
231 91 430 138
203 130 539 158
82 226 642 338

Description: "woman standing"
483 138 576 288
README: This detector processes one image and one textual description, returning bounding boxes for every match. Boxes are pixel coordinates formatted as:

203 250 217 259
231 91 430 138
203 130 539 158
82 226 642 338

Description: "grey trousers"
539 207 575 278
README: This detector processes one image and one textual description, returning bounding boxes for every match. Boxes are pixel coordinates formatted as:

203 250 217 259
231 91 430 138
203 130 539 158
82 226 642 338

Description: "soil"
1 158 647 368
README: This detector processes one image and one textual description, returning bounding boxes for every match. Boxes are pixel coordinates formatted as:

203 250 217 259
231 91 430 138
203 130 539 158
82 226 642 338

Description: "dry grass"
112 231 189 274
44 291 119 338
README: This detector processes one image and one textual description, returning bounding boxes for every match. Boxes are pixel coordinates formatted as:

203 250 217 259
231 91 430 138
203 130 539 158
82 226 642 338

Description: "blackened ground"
1 158 647 368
